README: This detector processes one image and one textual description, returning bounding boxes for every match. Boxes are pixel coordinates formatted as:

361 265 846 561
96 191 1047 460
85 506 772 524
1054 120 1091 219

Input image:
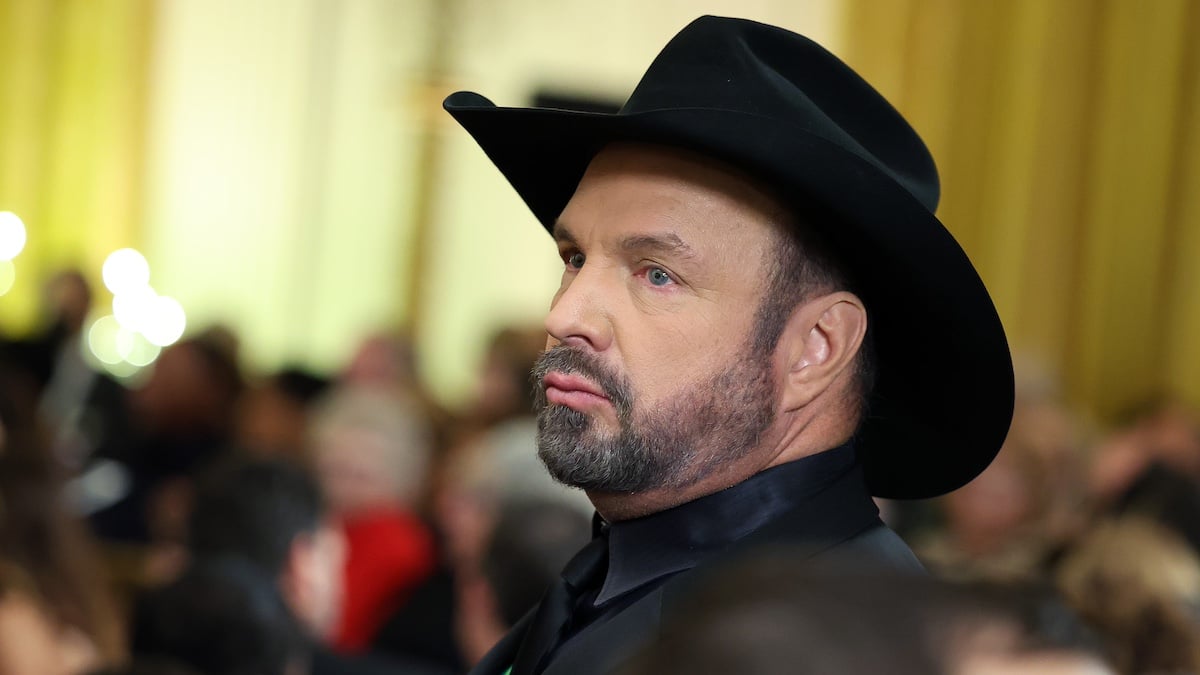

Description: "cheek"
617 315 745 397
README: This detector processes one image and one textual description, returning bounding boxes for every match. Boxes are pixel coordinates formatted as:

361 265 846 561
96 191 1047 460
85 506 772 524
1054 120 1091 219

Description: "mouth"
543 371 611 411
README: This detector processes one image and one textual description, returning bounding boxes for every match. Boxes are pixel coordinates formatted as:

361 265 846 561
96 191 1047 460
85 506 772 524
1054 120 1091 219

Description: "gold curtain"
0 0 154 331
841 0 1200 421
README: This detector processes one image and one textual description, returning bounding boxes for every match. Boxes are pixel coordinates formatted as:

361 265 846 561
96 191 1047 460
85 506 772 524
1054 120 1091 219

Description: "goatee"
532 344 776 493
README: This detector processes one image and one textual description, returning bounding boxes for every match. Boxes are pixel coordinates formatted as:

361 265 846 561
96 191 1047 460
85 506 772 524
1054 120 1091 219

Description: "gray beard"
531 344 776 493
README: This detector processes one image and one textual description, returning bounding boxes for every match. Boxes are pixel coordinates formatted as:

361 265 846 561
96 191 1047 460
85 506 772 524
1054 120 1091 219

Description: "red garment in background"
332 507 436 652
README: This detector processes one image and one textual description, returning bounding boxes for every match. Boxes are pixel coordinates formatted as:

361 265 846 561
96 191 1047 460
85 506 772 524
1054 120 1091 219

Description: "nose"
544 265 613 352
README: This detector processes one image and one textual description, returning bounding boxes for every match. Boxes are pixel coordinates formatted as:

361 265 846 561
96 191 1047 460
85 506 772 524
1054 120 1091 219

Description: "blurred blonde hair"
308 385 432 505
1056 517 1200 673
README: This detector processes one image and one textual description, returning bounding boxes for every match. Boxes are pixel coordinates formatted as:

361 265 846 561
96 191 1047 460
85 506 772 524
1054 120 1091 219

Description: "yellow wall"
0 0 153 328
141 0 437 373
842 0 1200 419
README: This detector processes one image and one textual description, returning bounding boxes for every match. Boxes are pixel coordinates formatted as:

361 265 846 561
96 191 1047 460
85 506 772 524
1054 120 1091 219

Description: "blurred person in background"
622 552 1113 675
341 332 420 393
0 269 131 472
456 499 591 665
308 385 436 654
461 325 544 433
341 331 451 459
365 322 544 670
918 414 1066 579
1102 457 1200 567
35 270 131 469
186 457 426 675
916 365 1090 580
918 443 1045 579
1087 396 1200 557
1054 517 1200 674
0 585 106 675
0 375 125 675
435 419 592 579
12 269 93 388
1089 395 1200 503
89 330 244 545
130 557 307 675
234 367 331 461
188 458 344 643
373 418 591 672
89 657 202 675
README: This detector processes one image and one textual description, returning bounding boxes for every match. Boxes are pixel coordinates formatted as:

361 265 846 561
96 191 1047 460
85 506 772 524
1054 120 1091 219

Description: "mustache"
531 346 633 414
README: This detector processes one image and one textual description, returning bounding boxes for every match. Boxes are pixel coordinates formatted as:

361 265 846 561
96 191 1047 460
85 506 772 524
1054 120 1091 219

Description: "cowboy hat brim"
445 91 1014 499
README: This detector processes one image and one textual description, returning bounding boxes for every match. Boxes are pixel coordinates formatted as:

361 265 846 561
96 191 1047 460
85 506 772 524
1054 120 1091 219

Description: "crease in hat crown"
446 15 941 214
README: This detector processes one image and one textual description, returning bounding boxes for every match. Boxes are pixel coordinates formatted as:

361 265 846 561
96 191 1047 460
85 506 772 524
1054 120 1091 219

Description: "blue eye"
567 252 585 269
647 267 673 286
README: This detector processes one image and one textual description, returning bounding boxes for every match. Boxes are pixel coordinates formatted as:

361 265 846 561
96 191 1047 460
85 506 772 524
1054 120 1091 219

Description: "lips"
543 371 611 410
543 372 607 397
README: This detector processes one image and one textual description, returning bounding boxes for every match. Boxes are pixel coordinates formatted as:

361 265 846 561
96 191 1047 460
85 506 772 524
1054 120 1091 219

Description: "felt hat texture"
444 15 1015 498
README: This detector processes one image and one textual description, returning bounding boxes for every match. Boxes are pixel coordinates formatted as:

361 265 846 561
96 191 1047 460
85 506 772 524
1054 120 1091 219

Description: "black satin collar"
595 443 868 605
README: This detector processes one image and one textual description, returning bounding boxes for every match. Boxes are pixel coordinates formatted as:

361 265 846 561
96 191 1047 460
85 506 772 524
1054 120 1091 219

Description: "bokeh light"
141 295 187 347
102 248 151 295
115 326 161 366
115 326 137 360
124 334 161 367
0 212 27 261
105 360 141 379
94 247 188 369
0 260 15 296
112 285 158 332
87 315 123 365
86 313 168 376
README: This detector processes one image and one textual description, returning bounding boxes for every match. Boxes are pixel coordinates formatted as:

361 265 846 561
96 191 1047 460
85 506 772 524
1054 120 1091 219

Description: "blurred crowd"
0 269 1198 675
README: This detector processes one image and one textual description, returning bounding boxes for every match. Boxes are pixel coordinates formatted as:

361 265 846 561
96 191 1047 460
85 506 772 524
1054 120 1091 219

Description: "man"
187 458 446 675
131 557 307 675
188 458 344 643
444 15 1014 675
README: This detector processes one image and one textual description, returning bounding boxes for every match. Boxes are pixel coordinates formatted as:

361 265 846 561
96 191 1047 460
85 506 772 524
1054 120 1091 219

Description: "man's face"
533 144 789 493
313 427 394 515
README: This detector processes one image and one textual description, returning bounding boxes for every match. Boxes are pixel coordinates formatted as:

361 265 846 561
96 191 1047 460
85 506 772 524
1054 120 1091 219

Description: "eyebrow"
552 221 577 246
618 232 697 260
553 221 698 261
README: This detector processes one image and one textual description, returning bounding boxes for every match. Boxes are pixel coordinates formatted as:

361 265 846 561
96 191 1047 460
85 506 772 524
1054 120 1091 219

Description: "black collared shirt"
553 442 901 650
596 443 863 605
515 443 922 674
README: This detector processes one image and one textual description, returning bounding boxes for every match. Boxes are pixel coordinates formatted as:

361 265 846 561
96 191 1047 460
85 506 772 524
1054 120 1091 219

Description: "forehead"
557 143 791 249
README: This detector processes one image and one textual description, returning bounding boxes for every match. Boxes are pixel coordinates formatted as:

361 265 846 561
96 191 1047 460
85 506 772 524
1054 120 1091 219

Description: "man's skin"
539 143 870 521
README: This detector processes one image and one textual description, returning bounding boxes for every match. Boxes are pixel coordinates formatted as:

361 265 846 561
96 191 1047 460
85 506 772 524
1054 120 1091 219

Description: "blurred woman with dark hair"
0 371 125 674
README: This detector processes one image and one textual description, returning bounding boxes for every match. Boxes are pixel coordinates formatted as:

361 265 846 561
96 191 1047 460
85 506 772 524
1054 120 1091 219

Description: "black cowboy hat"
443 15 1014 499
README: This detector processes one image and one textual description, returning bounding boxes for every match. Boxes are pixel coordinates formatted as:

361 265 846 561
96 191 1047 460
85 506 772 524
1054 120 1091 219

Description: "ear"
777 291 867 412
